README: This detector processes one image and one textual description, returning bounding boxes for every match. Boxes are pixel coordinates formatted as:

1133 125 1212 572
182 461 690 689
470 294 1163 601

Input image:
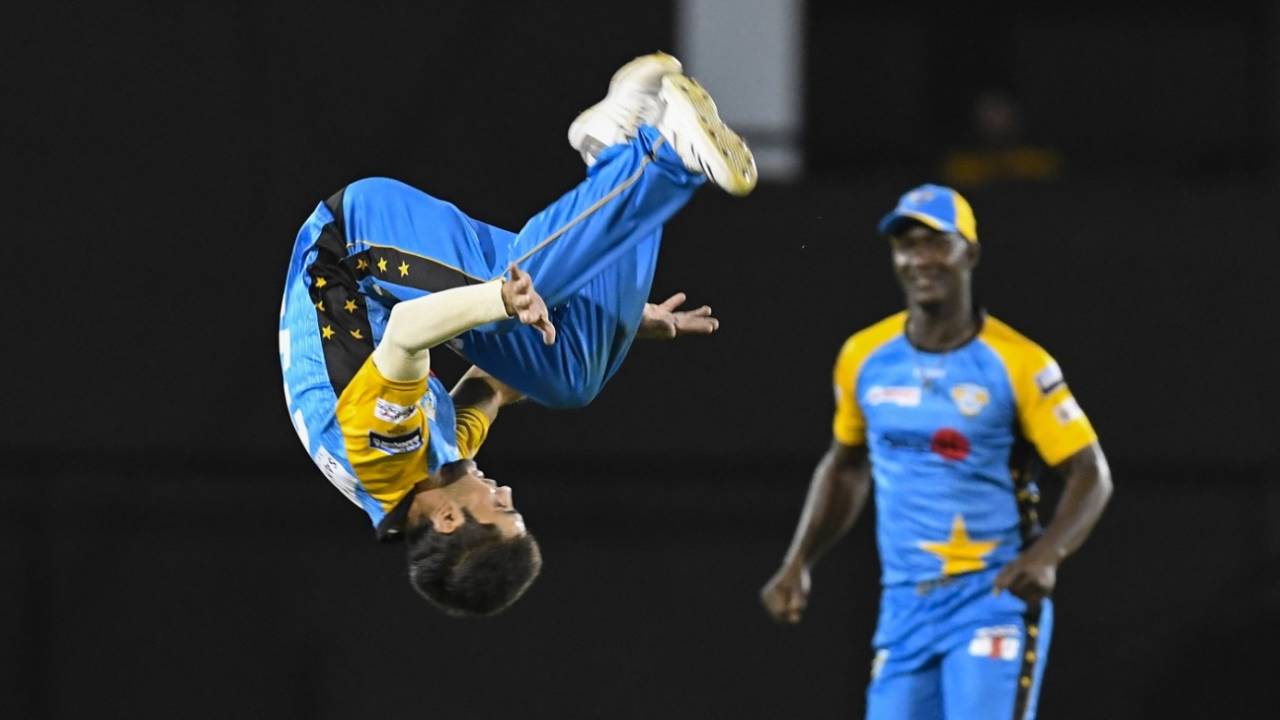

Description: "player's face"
890 225 976 306
426 460 527 538
456 469 526 537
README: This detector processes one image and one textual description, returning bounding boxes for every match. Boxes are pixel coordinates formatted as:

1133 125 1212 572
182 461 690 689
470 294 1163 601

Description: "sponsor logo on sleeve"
968 625 1022 660
314 446 362 506
374 397 417 424
1053 396 1085 425
1035 362 1065 396
423 389 437 421
369 428 424 455
950 383 990 417
866 385 922 408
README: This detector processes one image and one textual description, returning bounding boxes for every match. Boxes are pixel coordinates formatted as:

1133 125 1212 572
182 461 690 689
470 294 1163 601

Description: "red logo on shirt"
931 428 970 461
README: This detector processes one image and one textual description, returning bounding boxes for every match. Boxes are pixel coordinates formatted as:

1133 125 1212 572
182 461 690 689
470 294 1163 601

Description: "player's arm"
635 292 720 340
450 365 525 425
994 441 1113 602
372 264 554 382
760 441 872 624
449 365 525 459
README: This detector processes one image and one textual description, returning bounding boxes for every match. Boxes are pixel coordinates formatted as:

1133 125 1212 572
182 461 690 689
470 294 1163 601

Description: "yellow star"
315 276 327 288
918 514 999 576
344 299 358 313
398 261 410 277
356 257 369 271
377 257 388 273
315 300 324 312
321 325 335 340
349 328 364 340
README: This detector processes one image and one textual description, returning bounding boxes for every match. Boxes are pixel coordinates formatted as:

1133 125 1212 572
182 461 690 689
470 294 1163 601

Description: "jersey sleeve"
832 336 867 447
454 406 493 459
1013 347 1098 466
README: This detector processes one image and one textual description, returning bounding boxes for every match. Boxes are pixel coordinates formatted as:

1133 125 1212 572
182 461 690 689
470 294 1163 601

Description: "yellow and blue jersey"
833 312 1096 586
279 191 491 540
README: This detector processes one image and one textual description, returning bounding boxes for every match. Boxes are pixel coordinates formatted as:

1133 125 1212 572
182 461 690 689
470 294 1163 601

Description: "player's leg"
500 124 699 308
866 658 945 720
455 232 661 407
940 597 1054 720
450 69 756 406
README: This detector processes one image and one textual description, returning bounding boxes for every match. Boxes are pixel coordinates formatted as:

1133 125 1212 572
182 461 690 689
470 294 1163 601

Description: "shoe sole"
661 75 757 196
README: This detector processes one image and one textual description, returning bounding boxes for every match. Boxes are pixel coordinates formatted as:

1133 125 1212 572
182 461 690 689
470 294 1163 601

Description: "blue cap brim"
877 210 957 237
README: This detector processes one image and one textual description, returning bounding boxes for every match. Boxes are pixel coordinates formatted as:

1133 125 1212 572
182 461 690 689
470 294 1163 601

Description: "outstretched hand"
637 292 720 340
501 264 556 345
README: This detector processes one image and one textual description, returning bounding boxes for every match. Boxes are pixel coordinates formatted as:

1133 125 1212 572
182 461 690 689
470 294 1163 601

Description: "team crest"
950 383 990 417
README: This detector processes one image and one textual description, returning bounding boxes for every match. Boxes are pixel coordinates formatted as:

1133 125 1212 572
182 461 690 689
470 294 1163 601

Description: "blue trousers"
327 126 703 407
866 568 1054 720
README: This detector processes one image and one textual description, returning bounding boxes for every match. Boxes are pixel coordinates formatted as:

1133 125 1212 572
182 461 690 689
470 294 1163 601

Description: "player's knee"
405 511 542 617
536 377 604 408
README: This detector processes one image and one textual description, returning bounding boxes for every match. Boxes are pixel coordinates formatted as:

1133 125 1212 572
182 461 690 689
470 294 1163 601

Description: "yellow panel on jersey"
979 316 1097 466
454 406 492 459
334 357 430 513
832 312 908 446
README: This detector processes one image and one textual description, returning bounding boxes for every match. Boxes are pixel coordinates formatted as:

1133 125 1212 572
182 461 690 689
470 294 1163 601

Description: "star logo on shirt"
918 514 999 576
377 257 388 273
321 325 335 340
398 261 410 277
344 298 358 313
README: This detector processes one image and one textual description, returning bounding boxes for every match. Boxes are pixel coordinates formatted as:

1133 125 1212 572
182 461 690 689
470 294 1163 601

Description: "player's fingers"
993 567 1013 594
659 292 687 311
688 305 713 317
784 592 805 623
537 318 557 345
686 317 719 334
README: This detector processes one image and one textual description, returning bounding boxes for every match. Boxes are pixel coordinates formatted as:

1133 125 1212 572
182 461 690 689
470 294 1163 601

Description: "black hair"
405 510 542 618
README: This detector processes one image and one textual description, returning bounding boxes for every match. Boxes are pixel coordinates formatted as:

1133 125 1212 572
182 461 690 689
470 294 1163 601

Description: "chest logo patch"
865 385 922 408
950 383 990 417
374 397 417 425
931 428 971 461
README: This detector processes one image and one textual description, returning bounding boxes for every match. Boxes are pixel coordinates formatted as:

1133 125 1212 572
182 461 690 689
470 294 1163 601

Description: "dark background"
3 1 1278 718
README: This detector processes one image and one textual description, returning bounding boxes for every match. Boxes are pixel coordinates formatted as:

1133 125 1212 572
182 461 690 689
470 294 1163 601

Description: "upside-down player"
760 185 1112 718
279 53 755 617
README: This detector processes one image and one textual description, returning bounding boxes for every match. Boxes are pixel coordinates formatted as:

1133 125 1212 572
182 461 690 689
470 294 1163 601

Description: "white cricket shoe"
655 74 757 197
568 52 683 166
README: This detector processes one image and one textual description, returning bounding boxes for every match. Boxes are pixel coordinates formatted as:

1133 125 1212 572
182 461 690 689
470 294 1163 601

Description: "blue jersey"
833 312 1097 586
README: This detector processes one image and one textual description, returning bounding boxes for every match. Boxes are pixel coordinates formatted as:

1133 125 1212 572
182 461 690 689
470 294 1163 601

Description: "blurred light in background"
676 0 805 181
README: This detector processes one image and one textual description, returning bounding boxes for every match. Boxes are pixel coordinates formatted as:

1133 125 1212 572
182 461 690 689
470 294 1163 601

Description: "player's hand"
502 264 555 345
760 562 811 624
636 292 720 340
993 548 1058 604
